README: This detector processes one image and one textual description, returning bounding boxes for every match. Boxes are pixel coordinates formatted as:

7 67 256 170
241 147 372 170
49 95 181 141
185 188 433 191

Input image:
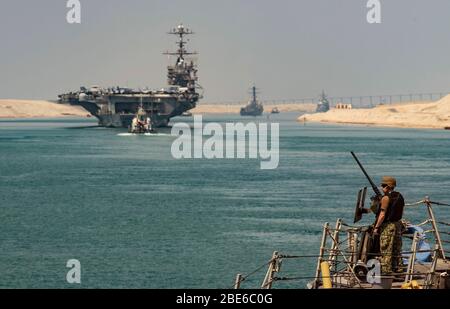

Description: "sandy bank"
298 96 450 129
192 103 316 114
0 100 314 119
0 100 88 119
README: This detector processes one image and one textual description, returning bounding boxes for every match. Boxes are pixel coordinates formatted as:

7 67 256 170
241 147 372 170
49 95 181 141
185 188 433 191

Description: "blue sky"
1 0 450 102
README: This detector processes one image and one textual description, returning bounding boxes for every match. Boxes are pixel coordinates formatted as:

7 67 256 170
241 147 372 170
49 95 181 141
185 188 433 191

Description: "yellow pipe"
320 261 332 289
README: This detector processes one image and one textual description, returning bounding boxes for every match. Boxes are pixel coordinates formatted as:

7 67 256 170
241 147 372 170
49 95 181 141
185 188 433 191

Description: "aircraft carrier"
58 24 201 128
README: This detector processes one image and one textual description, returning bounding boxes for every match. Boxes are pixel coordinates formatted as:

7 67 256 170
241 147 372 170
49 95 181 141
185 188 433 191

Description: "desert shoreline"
0 99 88 119
3 98 450 130
0 99 316 119
298 95 450 130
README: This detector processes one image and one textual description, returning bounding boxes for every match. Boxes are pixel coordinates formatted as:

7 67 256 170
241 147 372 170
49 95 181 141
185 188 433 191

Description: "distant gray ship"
315 90 330 113
58 24 202 127
240 86 264 116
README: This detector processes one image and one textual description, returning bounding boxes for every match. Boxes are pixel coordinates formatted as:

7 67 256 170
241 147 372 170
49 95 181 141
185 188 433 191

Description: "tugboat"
240 86 264 116
128 100 155 134
316 90 330 113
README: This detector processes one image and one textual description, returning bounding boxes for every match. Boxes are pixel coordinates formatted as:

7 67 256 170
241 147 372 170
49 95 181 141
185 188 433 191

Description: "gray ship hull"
240 86 264 116
240 108 263 116
62 93 198 128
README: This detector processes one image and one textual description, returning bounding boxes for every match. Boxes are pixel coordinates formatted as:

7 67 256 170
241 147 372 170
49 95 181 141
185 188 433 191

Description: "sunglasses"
381 184 389 188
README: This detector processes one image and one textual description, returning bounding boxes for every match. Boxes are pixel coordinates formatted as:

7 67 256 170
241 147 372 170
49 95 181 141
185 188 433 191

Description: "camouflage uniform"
380 221 403 274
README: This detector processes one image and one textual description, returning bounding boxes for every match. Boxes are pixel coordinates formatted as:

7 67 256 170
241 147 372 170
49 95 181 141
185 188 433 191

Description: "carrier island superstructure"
58 24 201 127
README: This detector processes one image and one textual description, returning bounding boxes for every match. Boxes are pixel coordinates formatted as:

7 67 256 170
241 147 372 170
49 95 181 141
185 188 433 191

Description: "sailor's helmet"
381 176 397 188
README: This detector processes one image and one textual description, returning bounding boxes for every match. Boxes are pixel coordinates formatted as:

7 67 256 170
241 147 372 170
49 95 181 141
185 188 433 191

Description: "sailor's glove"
370 195 380 213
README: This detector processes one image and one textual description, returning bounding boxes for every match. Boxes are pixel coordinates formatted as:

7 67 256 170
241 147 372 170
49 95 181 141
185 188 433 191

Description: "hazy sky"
1 0 450 102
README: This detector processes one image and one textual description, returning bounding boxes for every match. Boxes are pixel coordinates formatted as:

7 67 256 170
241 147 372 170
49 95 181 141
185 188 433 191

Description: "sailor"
373 176 405 274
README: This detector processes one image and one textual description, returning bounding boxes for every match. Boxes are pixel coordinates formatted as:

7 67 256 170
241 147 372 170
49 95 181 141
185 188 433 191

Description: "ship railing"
404 197 449 260
232 196 449 289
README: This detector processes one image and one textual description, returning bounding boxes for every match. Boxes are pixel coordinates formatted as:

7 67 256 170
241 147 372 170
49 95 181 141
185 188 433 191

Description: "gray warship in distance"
315 90 330 113
58 24 201 128
240 86 264 116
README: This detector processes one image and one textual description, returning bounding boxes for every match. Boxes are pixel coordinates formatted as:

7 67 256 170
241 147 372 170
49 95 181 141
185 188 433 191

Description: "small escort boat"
128 104 156 134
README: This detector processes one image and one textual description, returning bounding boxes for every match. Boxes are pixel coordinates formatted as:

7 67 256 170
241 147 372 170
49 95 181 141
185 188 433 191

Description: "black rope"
230 259 274 289
429 201 450 207
279 254 322 259
272 272 430 282
279 249 436 260
437 221 450 226
274 275 334 281
333 250 435 259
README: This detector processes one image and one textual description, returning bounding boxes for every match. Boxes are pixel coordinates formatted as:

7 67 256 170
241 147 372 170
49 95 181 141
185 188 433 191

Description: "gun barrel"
350 151 382 197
